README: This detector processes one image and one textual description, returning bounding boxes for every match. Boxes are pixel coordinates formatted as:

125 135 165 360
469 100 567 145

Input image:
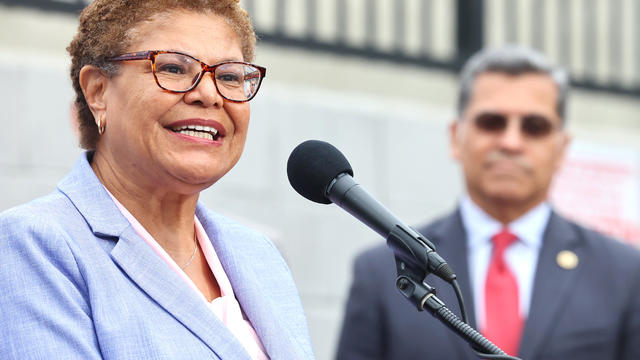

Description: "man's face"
450 72 570 210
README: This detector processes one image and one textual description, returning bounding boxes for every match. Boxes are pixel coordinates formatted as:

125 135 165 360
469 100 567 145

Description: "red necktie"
483 229 523 356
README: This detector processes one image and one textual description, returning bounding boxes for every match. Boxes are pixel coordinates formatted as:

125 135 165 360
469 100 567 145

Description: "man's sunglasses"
473 112 556 138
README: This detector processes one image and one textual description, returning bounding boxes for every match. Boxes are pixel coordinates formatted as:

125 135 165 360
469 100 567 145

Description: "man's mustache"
485 151 533 173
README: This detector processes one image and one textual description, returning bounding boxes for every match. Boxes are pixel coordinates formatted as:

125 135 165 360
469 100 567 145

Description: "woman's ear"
79 65 109 120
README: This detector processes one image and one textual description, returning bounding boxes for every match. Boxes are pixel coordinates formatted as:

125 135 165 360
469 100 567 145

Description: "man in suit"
335 46 640 360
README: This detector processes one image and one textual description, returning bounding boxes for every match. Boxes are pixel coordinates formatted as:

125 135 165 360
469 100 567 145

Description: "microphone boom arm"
392 250 518 359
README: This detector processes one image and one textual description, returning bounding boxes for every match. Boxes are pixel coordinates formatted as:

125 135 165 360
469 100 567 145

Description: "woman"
0 1 314 359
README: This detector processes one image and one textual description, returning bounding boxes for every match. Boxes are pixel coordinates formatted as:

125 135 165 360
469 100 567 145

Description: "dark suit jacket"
336 210 640 360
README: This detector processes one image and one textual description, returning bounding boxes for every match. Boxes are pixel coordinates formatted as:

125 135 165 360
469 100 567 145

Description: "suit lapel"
518 212 583 360
425 210 479 359
429 210 477 328
197 205 307 359
58 153 251 360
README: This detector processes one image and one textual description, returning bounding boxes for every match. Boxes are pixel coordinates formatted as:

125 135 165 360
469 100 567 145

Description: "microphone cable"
448 279 522 360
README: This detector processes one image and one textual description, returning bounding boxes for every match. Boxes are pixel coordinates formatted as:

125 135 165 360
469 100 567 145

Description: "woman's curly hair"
67 0 257 149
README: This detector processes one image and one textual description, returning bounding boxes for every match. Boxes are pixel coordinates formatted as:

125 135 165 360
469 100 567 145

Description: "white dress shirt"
459 196 551 330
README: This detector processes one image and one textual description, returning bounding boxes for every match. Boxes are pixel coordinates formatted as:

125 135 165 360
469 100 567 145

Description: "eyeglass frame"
107 50 267 103
469 111 559 138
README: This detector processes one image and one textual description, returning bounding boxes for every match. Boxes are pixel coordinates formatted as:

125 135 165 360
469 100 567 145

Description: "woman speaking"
0 1 314 359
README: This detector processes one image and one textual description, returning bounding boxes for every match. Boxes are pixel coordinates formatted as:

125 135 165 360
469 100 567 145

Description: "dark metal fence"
244 0 640 97
1 0 89 13
3 0 639 97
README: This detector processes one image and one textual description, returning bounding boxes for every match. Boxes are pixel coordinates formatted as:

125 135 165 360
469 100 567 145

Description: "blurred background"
1 0 639 359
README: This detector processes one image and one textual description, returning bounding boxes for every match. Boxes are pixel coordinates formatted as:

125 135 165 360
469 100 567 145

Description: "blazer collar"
57 152 130 238
57 153 253 359
518 211 583 360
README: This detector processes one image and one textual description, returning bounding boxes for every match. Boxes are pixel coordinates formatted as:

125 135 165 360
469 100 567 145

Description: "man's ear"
553 131 572 172
79 65 109 122
449 119 462 161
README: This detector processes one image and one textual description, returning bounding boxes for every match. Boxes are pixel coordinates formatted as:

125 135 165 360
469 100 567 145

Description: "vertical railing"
419 0 434 57
393 0 405 53
364 0 377 50
557 0 572 70
608 0 623 84
336 0 347 45
274 0 286 35
583 0 597 82
456 0 484 67
636 1 640 85
305 0 316 39
1 0 638 97
531 0 546 51
504 0 518 43
482 0 640 96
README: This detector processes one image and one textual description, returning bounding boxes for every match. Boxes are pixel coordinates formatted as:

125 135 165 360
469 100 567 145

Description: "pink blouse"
107 192 269 360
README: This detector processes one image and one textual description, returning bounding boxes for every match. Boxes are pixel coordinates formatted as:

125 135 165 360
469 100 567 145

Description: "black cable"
451 279 469 324
473 353 522 360
430 303 522 360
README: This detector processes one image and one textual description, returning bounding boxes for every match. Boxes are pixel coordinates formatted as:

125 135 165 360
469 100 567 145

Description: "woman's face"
97 10 250 194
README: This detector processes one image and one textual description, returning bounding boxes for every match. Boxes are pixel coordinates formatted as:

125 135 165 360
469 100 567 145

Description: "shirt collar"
460 195 551 250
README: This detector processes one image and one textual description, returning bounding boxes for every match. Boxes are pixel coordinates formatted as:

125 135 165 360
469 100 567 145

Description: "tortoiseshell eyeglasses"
108 50 267 103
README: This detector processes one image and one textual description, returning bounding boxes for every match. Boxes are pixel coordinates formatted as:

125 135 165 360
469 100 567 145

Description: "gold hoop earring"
97 116 105 135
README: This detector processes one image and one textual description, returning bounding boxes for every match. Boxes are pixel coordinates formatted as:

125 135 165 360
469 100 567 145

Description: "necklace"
180 231 198 270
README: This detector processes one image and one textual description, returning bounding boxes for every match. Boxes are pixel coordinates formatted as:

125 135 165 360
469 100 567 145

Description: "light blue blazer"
0 153 315 360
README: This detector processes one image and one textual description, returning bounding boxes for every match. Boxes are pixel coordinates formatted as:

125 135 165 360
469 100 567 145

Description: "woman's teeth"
178 130 214 140
172 125 219 140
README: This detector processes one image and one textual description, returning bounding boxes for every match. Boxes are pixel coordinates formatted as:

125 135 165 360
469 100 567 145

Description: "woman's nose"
183 71 224 108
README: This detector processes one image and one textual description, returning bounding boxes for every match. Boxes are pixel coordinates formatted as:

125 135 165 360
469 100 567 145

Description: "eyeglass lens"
153 53 262 101
473 112 554 137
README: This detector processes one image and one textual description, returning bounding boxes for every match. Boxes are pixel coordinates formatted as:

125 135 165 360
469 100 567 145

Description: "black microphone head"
287 140 354 204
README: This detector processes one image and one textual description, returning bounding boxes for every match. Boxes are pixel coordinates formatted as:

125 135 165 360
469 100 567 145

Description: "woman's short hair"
457 45 569 123
67 0 257 150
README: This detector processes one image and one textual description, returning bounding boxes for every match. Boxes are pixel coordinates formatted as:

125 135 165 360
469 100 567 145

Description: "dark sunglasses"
473 112 556 138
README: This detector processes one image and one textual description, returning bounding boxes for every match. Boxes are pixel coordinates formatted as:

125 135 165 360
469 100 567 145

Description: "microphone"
287 140 455 283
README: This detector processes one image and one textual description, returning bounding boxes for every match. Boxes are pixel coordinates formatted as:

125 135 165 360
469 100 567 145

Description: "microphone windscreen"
287 140 354 204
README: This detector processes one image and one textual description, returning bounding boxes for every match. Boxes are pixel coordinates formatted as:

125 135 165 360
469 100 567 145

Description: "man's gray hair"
457 45 569 122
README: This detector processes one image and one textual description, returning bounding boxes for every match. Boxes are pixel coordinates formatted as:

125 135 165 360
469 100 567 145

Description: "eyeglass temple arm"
245 72 262 80
109 51 155 62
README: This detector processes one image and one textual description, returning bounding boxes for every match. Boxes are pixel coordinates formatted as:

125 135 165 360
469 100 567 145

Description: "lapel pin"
556 250 579 270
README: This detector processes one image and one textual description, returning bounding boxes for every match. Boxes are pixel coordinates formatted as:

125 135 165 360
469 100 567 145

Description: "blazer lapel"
425 210 479 359
110 228 251 360
518 212 583 360
58 153 251 360
197 205 308 360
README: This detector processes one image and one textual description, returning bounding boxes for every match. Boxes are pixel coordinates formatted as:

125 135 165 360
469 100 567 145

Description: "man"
335 46 640 360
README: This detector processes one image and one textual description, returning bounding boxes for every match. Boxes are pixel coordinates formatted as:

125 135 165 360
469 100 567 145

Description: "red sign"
551 142 640 246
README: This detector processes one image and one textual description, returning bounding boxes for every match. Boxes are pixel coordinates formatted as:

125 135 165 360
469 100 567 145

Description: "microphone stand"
387 227 520 359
